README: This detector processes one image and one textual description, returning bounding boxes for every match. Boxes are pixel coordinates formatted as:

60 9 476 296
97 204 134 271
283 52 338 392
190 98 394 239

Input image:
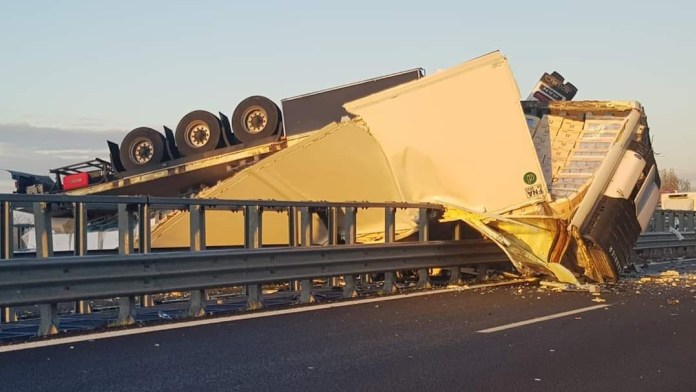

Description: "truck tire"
119 127 168 171
175 110 224 157
231 96 281 144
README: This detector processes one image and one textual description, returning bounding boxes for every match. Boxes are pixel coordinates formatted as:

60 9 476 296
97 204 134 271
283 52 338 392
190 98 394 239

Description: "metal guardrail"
0 240 501 307
0 194 508 336
648 210 696 233
2 194 695 337
637 210 696 262
635 232 696 250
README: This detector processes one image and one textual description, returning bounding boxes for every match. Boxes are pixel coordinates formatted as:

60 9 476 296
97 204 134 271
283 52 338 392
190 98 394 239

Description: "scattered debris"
540 281 569 291
502 272 521 279
157 311 173 320
591 297 606 303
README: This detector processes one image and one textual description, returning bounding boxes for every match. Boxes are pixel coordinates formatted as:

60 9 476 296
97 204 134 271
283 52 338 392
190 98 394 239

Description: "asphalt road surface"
1 263 695 392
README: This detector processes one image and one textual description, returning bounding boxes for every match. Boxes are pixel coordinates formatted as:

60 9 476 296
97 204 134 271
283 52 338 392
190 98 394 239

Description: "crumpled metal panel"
345 51 550 214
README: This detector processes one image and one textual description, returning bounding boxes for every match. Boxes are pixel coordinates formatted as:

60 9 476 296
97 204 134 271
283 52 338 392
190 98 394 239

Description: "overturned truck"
12 51 661 283
147 51 660 284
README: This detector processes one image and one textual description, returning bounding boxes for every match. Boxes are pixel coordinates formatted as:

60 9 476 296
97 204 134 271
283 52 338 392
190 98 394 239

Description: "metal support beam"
33 202 53 259
245 205 263 310
417 208 432 289
189 205 207 317
74 202 90 314
343 207 358 298
38 303 59 336
449 222 463 285
383 207 398 294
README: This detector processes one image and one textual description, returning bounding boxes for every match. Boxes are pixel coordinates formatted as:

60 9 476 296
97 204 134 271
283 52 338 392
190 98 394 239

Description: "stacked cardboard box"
550 115 628 199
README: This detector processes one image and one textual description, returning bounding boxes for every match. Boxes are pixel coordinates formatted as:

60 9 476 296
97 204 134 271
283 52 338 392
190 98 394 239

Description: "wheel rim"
242 106 268 134
130 137 154 164
185 121 211 148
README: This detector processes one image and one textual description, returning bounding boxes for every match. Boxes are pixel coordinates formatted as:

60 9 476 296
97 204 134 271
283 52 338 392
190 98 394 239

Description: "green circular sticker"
523 172 537 185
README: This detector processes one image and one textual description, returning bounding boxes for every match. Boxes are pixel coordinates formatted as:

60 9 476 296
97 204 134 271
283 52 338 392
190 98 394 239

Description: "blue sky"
1 0 694 192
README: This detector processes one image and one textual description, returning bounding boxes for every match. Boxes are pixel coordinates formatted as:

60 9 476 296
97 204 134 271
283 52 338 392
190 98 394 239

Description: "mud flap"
163 126 181 160
107 140 126 174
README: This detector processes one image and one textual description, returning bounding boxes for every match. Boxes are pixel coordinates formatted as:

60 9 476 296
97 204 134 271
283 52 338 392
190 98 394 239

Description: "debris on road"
157 311 173 320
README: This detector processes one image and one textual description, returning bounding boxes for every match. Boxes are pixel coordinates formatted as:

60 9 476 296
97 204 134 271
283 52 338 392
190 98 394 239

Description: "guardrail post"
342 207 358 298
666 211 674 230
34 202 59 335
138 203 153 308
1 201 11 260
327 207 339 287
417 208 432 289
34 202 53 258
288 206 298 247
382 207 398 294
654 210 665 232
116 204 137 326
477 265 489 282
73 202 90 314
288 206 300 291
299 207 315 303
118 204 135 255
245 205 263 310
449 222 463 285
684 212 695 232
1 201 15 324
38 304 59 336
116 297 137 326
188 204 207 317
138 203 152 254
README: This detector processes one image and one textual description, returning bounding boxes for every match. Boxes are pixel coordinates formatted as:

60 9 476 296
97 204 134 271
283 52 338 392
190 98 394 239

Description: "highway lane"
1 266 695 392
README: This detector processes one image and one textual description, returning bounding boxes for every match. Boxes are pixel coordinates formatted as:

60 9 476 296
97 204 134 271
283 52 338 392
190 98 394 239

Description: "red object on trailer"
62 173 90 191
